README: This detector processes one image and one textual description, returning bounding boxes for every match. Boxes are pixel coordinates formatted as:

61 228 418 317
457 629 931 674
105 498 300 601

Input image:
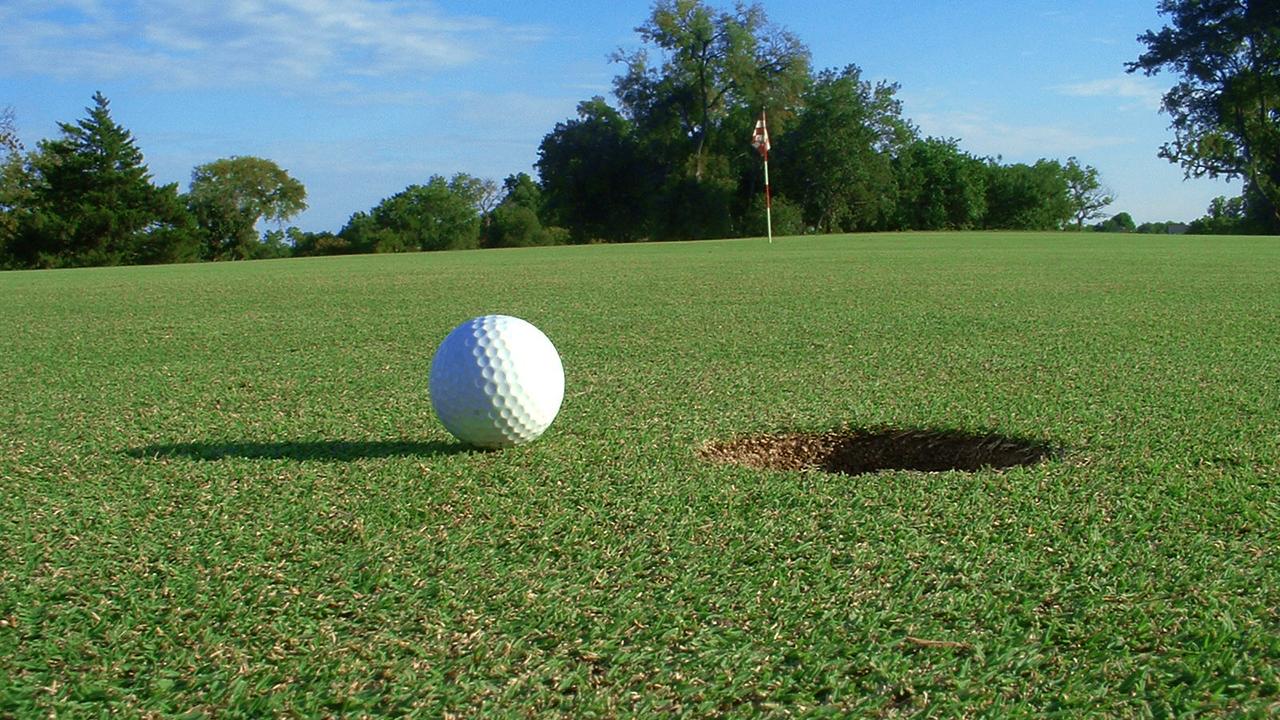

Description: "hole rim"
699 426 1056 477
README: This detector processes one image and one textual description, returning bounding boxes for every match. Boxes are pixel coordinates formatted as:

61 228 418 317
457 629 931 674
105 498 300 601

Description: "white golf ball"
429 315 564 448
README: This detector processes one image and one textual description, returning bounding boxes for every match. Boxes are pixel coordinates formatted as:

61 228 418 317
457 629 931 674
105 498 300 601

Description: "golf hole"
700 428 1052 476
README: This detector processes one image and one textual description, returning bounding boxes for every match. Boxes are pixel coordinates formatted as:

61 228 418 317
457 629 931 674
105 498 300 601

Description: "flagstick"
763 149 773 244
753 109 773 243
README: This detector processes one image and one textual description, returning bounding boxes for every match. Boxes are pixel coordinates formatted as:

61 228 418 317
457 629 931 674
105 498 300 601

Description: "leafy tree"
656 173 736 239
485 173 562 248
537 98 655 242
613 0 810 182
742 192 804 236
291 229 351 256
1128 0 1280 230
254 228 296 259
1187 194 1249 234
473 177 501 247
187 156 307 260
340 174 484 253
0 106 27 266
1063 157 1115 229
1135 220 1181 233
778 65 913 232
0 106 20 156
8 92 196 268
488 205 549 248
892 138 988 230
983 160 1073 230
500 173 544 216
1094 212 1137 233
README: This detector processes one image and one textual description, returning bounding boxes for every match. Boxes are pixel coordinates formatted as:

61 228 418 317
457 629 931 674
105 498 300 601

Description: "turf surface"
2 232 1277 716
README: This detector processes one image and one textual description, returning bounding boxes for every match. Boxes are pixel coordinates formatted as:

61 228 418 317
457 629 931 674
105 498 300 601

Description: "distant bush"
1092 212 1136 233
744 194 805 237
488 204 552 248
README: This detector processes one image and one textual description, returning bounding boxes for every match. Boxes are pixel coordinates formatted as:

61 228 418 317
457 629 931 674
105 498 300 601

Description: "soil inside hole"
700 428 1052 476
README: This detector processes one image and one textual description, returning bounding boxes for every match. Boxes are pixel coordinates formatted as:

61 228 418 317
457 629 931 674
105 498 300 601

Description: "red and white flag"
753 110 773 242
751 113 770 157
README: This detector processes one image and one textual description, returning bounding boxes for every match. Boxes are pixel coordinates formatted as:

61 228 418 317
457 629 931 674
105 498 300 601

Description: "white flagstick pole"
761 110 772 243
763 148 773 244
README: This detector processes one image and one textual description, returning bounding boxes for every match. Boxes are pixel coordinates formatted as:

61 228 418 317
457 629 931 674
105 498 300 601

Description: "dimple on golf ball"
429 315 564 448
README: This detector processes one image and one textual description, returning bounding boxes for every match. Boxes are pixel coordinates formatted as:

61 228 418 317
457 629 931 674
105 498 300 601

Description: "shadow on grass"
127 439 474 462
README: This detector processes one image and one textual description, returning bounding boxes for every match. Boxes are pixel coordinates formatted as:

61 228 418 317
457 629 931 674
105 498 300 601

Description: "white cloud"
0 0 546 93
913 111 1129 160
1055 75 1166 111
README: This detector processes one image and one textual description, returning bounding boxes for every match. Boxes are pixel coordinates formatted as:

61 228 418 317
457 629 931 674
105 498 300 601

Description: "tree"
291 229 351 256
187 156 307 260
537 98 655 242
1187 194 1249 233
613 0 810 182
1063 157 1115 229
471 177 500 247
500 173 544 216
0 107 27 266
1094 212 1137 233
778 65 913 232
0 106 20 157
1135 220 1181 233
8 92 196 268
339 174 484 253
983 160 1073 230
489 205 550 248
485 173 561 248
1128 0 1280 230
892 138 988 230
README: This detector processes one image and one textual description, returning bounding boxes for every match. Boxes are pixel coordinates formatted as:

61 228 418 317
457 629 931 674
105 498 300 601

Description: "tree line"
1 0 1274 270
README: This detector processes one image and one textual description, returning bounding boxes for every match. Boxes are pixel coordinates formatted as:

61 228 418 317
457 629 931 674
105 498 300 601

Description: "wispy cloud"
914 111 1129 160
0 0 546 93
1055 75 1166 111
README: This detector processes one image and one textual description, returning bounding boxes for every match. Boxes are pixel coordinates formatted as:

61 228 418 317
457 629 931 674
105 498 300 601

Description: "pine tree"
14 92 195 267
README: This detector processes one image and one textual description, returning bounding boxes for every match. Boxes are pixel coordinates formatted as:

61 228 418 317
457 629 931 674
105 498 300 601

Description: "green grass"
1 232 1277 716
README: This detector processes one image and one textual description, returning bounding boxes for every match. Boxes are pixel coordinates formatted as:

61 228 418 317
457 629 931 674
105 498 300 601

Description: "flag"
751 113 770 157
753 110 773 242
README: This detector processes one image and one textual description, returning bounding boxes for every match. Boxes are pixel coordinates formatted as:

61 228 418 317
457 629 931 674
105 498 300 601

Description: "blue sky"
0 0 1237 231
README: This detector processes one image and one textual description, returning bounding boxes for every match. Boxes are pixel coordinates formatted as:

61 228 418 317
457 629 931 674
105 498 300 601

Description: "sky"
0 0 1239 232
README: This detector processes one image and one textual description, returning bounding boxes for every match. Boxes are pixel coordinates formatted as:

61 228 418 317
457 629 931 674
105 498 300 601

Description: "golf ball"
429 315 564 448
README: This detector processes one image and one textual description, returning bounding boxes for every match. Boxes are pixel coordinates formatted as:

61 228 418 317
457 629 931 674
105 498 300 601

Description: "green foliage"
613 0 810 182
340 174 485 253
537 99 655 243
500 172 544 217
1093 212 1137 233
657 174 736 240
290 229 351 256
1128 0 1280 229
187 156 307 261
256 228 300 260
0 111 32 268
983 159 1073 231
487 204 545 248
1187 194 1250 234
1063 156 1114 229
892 138 988 230
0 105 20 156
5 93 196 268
742 192 805 236
1135 220 1187 234
778 65 912 233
